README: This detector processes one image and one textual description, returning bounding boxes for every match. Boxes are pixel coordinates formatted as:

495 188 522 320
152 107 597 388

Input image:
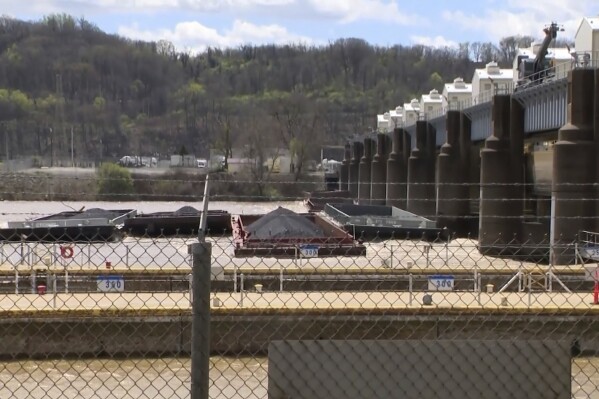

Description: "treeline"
0 14 566 177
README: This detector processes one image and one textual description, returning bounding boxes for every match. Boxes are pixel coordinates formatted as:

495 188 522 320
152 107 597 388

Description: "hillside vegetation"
0 14 545 177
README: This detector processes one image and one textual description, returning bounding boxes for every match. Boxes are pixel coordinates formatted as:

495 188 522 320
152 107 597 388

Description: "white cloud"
443 1 596 42
0 0 294 14
118 19 314 52
307 0 422 24
2 0 425 25
181 0 294 9
411 35 457 48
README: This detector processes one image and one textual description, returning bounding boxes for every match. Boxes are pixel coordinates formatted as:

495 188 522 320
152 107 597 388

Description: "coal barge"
123 206 231 237
303 190 353 212
324 203 447 241
232 207 366 258
0 208 136 242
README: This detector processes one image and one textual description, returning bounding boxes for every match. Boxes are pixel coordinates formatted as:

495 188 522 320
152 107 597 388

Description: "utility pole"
71 126 74 167
50 127 54 167
4 123 8 164
55 73 65 164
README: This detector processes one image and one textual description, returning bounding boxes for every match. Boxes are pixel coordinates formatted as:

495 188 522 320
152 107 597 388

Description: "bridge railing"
379 51 599 131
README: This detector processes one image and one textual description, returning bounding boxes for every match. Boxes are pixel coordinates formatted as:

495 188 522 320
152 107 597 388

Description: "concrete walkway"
1 290 598 317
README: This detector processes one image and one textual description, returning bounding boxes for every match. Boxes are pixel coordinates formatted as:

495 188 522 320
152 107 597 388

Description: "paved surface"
2 291 598 316
1 237 587 277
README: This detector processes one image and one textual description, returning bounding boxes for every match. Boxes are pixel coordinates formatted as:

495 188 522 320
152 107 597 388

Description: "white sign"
97 275 125 292
584 266 599 282
428 275 454 291
580 246 599 261
299 244 319 258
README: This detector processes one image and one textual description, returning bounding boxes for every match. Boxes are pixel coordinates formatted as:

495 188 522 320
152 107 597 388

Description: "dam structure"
341 60 599 264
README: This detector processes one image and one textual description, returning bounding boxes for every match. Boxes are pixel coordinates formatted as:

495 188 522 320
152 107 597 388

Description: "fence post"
408 274 413 306
190 241 212 399
240 273 245 307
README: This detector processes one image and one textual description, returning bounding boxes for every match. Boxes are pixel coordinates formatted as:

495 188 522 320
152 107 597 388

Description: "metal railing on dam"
389 56 599 147
1 193 599 398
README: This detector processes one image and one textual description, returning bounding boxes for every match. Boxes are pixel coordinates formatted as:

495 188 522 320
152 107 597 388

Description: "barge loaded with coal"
0 208 136 242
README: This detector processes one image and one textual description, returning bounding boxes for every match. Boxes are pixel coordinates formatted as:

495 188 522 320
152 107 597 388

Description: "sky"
1 0 598 53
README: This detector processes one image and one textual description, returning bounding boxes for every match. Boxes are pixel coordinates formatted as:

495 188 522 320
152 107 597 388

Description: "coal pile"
246 207 325 239
173 206 200 216
50 208 124 220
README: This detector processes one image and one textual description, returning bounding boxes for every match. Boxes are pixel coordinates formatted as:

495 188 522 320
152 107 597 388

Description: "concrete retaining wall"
1 312 598 359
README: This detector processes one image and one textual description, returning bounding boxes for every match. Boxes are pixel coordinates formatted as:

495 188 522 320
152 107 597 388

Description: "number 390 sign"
299 244 319 258
97 275 125 292
428 275 455 291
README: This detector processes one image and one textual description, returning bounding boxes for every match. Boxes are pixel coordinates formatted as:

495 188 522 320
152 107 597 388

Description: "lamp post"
49 127 54 167
70 126 74 167
3 122 8 163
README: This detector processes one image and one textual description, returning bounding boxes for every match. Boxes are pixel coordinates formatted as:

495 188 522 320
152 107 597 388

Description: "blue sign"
299 244 319 258
428 275 454 291
97 275 124 292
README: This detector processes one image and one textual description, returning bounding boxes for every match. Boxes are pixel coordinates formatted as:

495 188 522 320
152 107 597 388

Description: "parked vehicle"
118 156 157 168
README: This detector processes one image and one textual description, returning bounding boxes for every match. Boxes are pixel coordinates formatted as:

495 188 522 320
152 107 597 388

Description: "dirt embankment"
1 171 97 201
1 169 325 202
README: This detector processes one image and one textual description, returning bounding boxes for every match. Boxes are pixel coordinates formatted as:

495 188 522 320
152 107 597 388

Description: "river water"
1 356 599 398
0 200 307 227
0 357 267 399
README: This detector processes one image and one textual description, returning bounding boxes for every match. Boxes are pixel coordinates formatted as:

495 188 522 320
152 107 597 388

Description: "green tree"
428 72 444 90
96 163 134 200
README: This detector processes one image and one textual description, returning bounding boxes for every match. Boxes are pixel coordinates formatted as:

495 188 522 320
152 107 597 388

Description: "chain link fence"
1 180 599 398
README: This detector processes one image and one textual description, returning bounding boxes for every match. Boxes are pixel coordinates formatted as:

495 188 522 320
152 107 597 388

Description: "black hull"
346 225 446 242
234 245 366 258
124 211 231 237
0 226 121 243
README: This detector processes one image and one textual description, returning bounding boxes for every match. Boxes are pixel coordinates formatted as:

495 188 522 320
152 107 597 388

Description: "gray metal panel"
513 77 568 134
464 102 492 142
405 125 417 149
429 115 446 147
323 203 351 225
524 94 566 133
268 340 571 399
8 209 137 228
324 204 436 229
471 112 492 141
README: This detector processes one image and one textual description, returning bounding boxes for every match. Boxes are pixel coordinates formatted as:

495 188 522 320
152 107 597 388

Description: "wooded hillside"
0 14 546 175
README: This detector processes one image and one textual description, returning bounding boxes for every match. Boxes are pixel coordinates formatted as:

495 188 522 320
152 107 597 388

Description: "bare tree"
212 99 237 170
469 42 482 63
271 92 322 181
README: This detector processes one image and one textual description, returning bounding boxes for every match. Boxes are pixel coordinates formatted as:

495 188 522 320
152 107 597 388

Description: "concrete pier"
510 98 536 246
349 141 363 199
339 143 351 191
479 95 522 255
386 128 408 208
437 111 469 234
370 133 389 205
407 121 435 219
459 113 477 235
552 69 596 264
358 138 374 204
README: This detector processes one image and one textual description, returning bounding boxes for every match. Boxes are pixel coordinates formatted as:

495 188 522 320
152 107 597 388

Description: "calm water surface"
0 357 266 399
1 357 598 398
